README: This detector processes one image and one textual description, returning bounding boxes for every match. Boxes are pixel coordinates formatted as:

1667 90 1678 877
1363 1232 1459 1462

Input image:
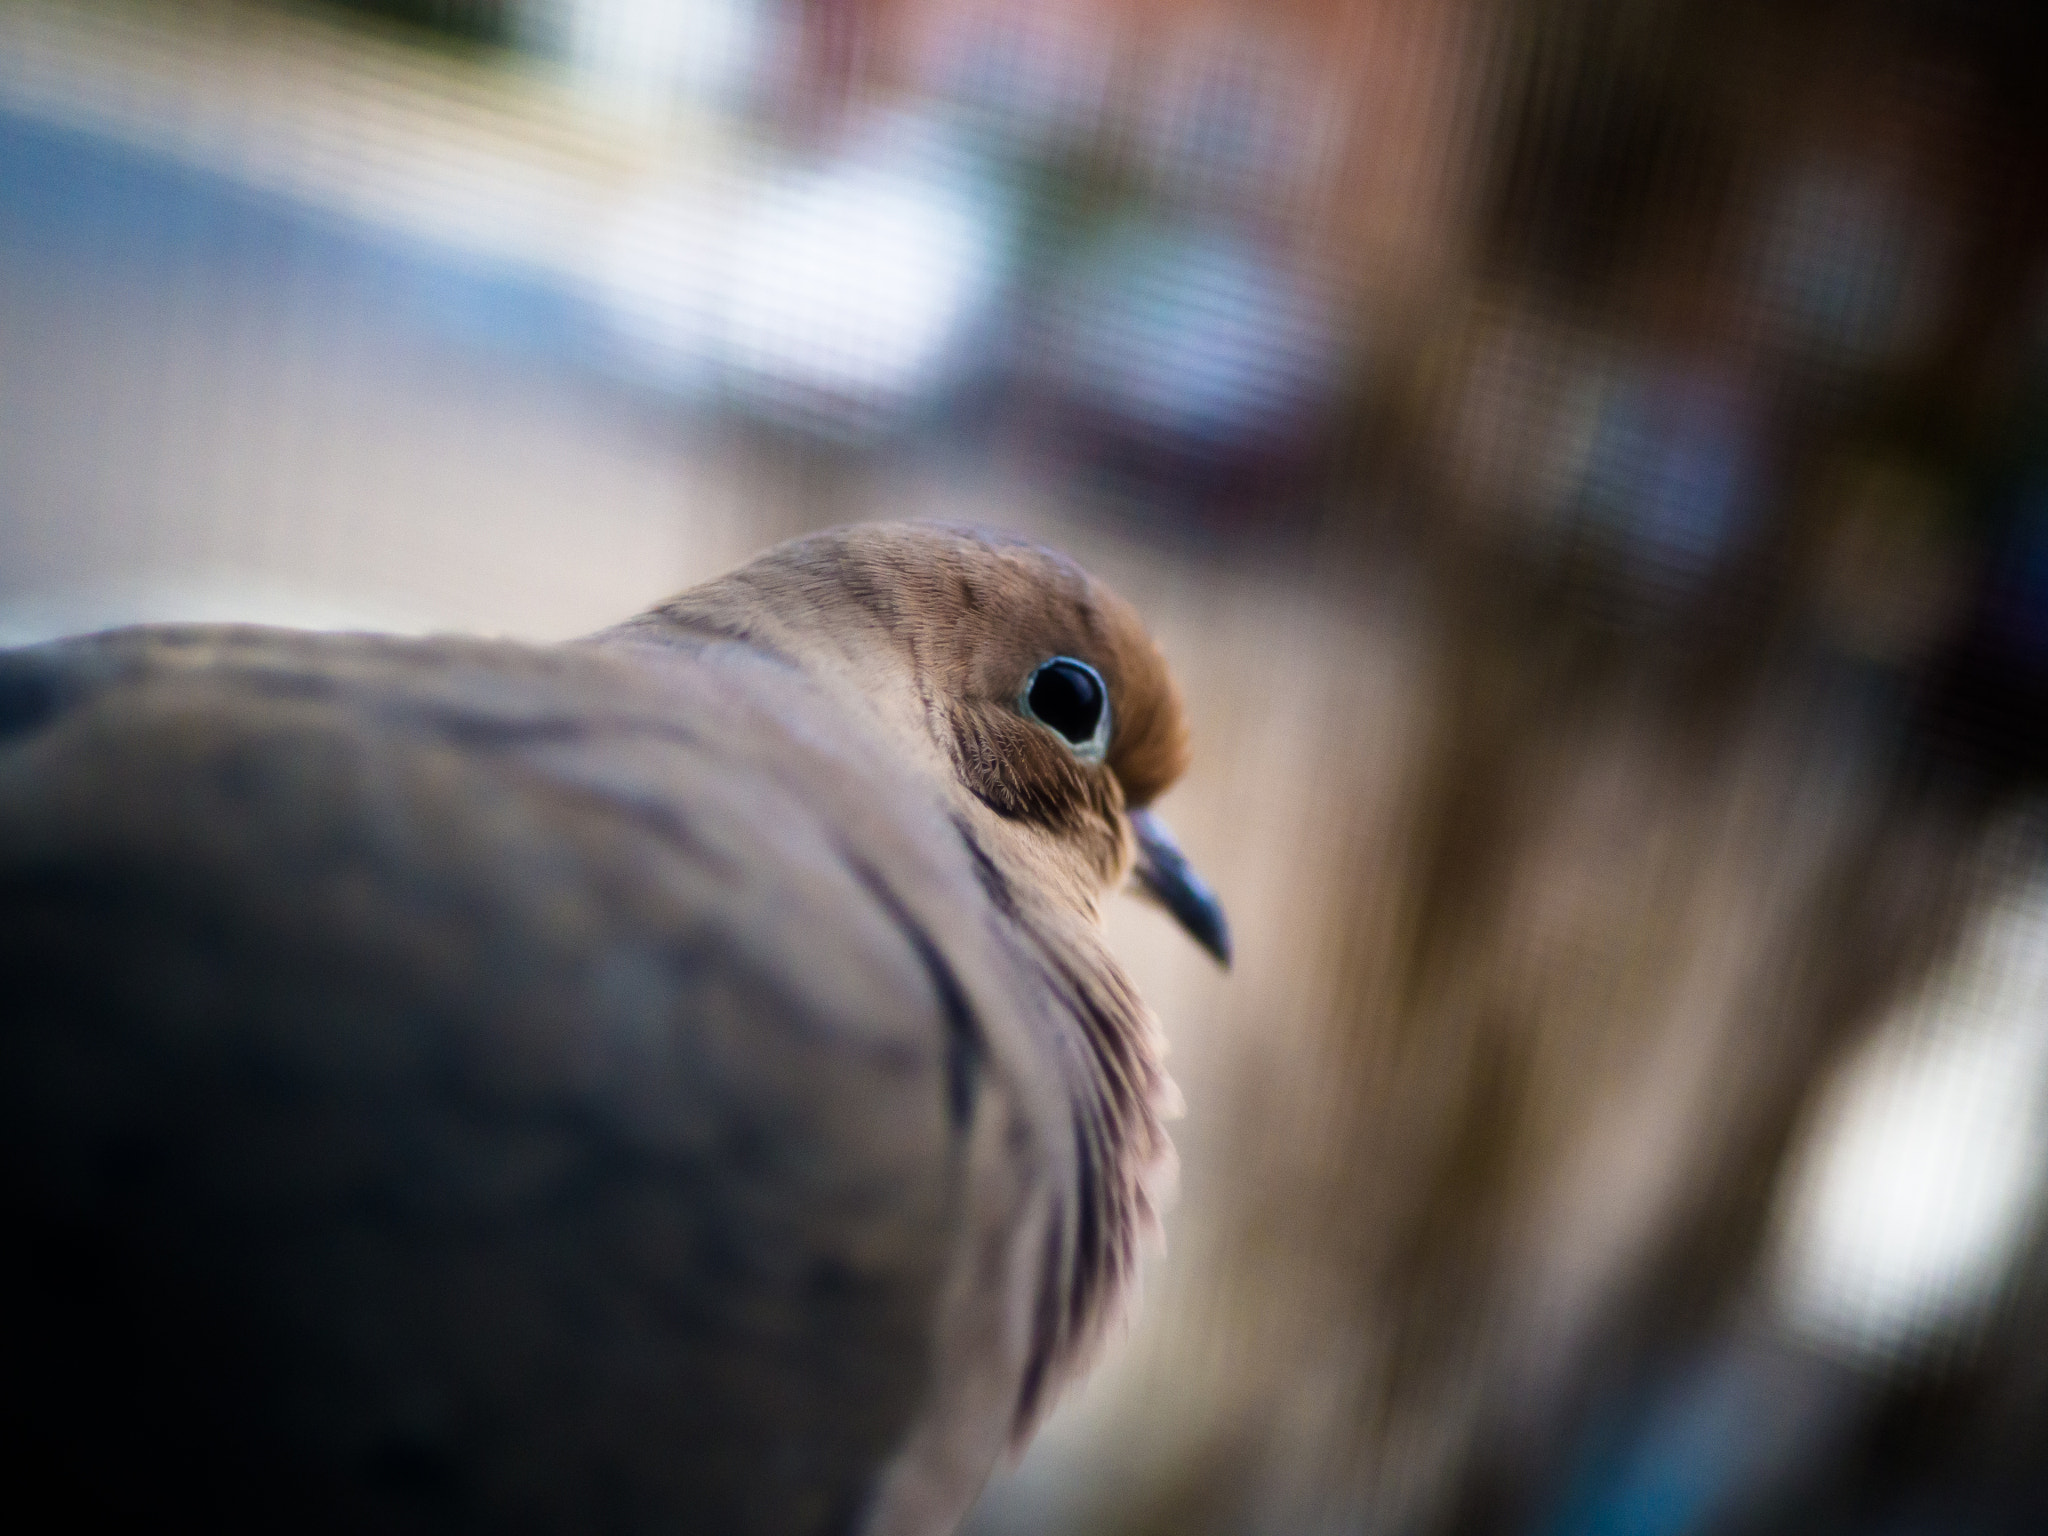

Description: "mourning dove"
0 522 1227 1536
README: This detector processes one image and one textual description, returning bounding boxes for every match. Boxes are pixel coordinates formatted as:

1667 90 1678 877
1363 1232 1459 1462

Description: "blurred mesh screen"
4 2 2045 1532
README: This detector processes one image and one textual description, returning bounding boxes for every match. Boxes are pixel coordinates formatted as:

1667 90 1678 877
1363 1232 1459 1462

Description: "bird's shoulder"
0 620 1026 1130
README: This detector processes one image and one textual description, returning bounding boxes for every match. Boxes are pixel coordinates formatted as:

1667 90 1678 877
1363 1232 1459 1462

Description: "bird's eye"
1019 657 1111 761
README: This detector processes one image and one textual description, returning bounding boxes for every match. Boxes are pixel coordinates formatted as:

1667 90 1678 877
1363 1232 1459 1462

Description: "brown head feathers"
629 522 1192 882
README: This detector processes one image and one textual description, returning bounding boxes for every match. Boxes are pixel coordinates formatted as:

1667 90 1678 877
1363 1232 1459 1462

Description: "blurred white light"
1770 866 2048 1360
519 0 769 108
595 126 1013 427
593 180 724 386
719 158 1006 408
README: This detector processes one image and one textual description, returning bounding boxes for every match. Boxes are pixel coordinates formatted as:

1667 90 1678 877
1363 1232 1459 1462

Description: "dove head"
632 522 1228 966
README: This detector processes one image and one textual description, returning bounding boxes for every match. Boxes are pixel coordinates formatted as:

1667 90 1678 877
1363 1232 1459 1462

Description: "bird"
0 521 1228 1536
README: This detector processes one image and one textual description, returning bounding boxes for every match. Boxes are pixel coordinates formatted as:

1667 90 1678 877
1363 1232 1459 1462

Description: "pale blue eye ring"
1019 656 1112 762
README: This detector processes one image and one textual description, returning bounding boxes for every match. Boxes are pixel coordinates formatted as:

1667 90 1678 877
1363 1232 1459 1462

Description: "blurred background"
4 0 2047 1530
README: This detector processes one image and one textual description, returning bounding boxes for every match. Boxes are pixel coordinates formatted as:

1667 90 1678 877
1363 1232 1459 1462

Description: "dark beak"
1129 808 1231 969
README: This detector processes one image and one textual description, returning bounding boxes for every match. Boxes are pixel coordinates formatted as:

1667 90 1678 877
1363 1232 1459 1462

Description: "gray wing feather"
0 626 978 1535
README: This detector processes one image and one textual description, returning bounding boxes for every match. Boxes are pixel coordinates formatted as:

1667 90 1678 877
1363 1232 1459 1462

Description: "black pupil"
1028 661 1105 746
